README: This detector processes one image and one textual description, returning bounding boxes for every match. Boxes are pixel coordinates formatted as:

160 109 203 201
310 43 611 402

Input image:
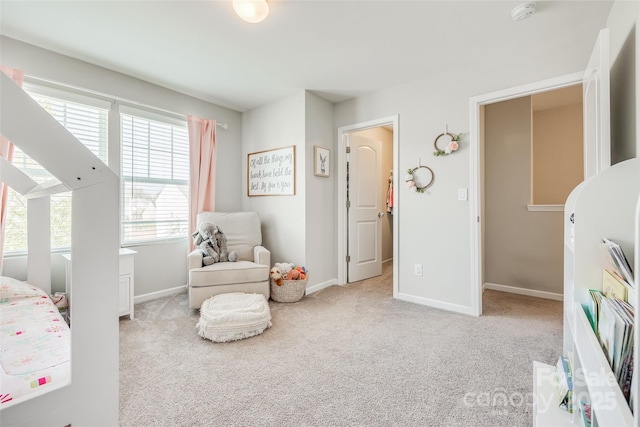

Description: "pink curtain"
188 116 217 251
0 66 24 273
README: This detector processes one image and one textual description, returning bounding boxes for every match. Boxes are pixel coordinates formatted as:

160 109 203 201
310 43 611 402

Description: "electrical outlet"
414 264 423 276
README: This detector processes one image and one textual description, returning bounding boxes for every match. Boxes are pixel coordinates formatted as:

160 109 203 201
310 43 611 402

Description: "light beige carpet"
120 265 562 426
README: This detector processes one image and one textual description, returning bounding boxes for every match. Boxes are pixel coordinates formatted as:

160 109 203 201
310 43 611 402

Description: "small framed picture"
314 146 330 177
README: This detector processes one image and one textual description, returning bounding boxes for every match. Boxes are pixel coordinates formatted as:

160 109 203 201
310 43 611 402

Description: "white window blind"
120 111 189 245
4 88 109 254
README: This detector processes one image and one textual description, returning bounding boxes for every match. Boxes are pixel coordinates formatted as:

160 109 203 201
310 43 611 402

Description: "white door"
583 28 611 179
348 133 382 283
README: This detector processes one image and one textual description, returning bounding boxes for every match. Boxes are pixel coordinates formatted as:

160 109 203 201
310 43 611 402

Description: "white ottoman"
196 292 272 343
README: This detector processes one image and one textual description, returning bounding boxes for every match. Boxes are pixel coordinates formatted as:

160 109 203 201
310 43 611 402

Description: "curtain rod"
24 74 229 130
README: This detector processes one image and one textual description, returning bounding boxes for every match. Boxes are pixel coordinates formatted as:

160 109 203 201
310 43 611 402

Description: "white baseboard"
484 282 563 301
306 278 337 295
396 292 478 316
134 285 187 305
135 279 338 304
383 258 393 264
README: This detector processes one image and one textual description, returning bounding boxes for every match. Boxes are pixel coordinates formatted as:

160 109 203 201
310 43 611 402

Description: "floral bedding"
0 276 70 408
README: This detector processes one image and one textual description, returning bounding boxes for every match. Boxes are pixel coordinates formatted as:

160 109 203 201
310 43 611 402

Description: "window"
120 109 189 245
4 86 109 254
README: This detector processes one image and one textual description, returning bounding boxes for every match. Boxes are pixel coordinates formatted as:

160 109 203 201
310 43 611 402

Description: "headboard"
1 71 120 426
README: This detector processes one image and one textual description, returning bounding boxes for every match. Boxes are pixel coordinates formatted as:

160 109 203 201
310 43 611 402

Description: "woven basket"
270 278 307 303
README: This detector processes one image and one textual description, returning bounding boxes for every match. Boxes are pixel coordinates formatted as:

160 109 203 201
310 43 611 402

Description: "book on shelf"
588 289 604 333
556 355 573 413
601 238 635 288
631 370 637 412
598 297 617 367
589 289 635 406
603 269 628 301
579 399 592 427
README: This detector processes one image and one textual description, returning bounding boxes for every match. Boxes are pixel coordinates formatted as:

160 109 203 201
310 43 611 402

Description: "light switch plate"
458 188 468 201
414 264 423 276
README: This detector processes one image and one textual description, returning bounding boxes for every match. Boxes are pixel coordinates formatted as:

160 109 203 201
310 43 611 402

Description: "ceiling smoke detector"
511 1 536 21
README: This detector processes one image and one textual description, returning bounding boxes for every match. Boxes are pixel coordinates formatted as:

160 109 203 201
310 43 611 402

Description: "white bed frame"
0 72 120 426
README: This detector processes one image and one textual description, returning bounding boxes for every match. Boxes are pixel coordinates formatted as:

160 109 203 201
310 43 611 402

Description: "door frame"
468 72 583 316
337 115 399 296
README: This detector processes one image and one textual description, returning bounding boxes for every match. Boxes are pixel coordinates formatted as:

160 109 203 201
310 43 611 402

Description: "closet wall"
484 96 565 295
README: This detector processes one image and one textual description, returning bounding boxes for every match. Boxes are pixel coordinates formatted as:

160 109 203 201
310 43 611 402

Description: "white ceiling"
0 1 613 112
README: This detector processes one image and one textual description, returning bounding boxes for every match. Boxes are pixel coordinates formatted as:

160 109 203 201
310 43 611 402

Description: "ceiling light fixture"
511 1 536 21
233 0 270 24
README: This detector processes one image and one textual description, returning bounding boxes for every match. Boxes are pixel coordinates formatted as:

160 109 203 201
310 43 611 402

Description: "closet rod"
24 74 229 130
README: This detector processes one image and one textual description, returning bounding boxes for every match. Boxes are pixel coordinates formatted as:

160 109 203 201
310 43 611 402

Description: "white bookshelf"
542 158 639 427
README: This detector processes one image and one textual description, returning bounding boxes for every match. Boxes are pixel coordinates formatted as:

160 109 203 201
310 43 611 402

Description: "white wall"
0 36 243 297
331 1 640 312
242 92 307 266
241 91 336 290
333 32 609 312
336 83 474 310
304 92 337 286
607 0 639 162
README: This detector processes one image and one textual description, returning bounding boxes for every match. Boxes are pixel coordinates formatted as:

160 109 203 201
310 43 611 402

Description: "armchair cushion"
196 211 261 261
190 261 269 287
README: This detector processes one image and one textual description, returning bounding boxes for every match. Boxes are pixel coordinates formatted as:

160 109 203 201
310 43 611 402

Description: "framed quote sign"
247 145 296 196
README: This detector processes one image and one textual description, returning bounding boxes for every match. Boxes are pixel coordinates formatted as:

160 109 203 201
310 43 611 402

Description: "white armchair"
187 211 270 309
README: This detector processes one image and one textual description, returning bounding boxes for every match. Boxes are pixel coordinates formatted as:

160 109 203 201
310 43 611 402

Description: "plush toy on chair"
213 225 238 262
192 222 238 266
192 222 221 266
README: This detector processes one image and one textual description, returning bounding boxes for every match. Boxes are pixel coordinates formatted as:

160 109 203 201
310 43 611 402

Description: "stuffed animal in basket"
284 266 307 281
285 269 301 280
274 262 294 275
270 267 283 286
192 222 238 266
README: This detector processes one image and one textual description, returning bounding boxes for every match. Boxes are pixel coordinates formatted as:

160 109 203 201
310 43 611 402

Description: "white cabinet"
117 249 136 319
533 158 639 427
118 276 131 315
63 248 136 321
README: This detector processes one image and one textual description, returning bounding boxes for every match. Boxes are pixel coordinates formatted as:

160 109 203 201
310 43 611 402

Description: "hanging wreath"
405 166 434 193
433 132 462 156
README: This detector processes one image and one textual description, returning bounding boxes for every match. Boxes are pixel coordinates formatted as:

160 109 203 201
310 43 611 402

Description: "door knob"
378 212 384 218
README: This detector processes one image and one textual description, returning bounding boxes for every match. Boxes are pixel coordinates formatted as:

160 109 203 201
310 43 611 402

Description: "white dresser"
63 248 136 320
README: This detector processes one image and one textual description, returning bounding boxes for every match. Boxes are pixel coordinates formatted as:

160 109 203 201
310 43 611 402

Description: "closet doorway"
482 85 583 304
337 116 398 296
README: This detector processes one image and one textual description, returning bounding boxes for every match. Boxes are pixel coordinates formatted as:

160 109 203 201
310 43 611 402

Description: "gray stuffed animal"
213 225 238 262
192 222 238 266
192 222 221 266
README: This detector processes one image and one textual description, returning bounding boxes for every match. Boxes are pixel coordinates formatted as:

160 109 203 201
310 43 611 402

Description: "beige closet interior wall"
532 91 584 205
484 96 564 294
